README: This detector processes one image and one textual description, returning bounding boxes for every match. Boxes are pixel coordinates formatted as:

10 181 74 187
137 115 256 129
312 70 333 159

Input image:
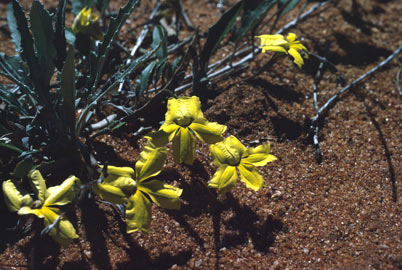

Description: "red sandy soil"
0 0 401 269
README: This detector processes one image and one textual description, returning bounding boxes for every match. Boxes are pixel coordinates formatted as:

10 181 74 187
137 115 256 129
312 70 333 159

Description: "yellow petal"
144 130 171 147
135 143 168 181
139 180 182 210
42 207 78 246
160 122 181 135
125 191 152 233
208 165 237 195
103 165 134 177
28 170 47 202
237 163 264 191
172 127 195 165
45 176 80 206
101 166 136 193
18 206 44 218
2 180 33 212
256 34 286 45
190 119 226 144
209 136 246 166
288 48 304 69
92 183 128 204
286 33 297 43
72 7 103 41
242 144 277 166
261 45 288 54
165 96 203 126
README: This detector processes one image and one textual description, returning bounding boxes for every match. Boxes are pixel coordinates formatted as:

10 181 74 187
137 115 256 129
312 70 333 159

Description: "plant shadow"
340 0 381 36
221 193 284 252
80 197 113 270
329 33 391 66
17 220 61 270
354 92 398 202
245 77 303 103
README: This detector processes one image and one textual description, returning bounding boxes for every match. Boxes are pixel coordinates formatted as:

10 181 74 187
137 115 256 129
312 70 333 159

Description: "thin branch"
309 45 402 161
117 0 161 92
311 45 402 125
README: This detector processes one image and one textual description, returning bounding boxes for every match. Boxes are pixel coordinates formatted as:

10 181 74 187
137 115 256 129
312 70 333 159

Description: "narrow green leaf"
0 143 24 154
151 25 167 60
6 3 21 52
54 0 67 70
60 45 76 133
200 1 243 74
12 157 34 178
88 0 140 93
96 0 110 15
0 85 29 115
155 57 168 82
136 61 157 97
234 0 276 43
76 41 162 136
278 0 301 18
0 53 33 96
10 0 41 91
30 0 57 83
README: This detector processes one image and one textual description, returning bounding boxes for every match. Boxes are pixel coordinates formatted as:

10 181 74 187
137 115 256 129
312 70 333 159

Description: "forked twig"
117 0 161 92
309 45 402 161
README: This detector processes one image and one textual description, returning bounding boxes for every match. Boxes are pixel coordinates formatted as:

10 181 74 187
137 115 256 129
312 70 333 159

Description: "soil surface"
1 0 401 269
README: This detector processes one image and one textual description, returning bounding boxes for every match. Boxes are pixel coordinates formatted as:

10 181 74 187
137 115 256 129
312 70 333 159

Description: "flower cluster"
2 96 277 245
146 96 277 194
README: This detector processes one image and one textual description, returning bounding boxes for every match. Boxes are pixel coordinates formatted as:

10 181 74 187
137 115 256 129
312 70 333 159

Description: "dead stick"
310 45 402 161
117 0 161 92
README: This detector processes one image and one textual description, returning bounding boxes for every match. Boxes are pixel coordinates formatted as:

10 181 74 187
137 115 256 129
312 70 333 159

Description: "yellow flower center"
175 116 194 127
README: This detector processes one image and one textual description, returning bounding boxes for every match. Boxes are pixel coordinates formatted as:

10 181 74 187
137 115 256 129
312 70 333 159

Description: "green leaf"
96 0 110 15
277 0 301 18
0 54 35 101
200 1 243 74
136 61 157 97
0 143 24 154
233 0 276 43
7 3 21 52
10 0 41 92
76 40 162 136
60 45 76 133
151 25 167 60
0 85 29 116
12 157 34 178
54 0 67 70
30 0 57 83
88 0 140 93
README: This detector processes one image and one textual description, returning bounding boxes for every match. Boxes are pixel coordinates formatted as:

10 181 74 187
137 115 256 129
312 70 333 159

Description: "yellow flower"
72 7 103 41
145 96 227 165
255 33 308 69
2 171 80 245
93 143 182 233
209 136 277 194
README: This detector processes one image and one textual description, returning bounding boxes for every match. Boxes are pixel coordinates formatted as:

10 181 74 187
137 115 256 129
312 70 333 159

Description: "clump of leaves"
0 0 164 178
